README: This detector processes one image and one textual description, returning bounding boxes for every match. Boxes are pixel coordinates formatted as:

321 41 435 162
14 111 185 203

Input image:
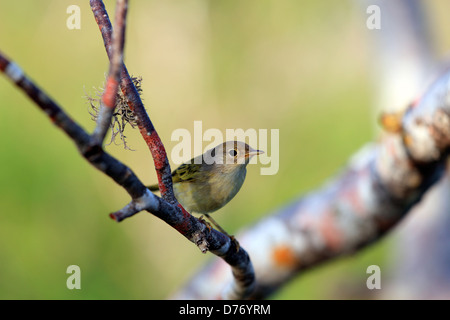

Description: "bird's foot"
198 215 213 232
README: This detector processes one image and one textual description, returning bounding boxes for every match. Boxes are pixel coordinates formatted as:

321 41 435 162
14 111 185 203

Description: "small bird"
148 141 263 246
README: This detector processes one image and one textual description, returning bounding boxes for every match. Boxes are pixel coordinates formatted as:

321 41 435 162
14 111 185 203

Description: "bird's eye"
229 149 238 157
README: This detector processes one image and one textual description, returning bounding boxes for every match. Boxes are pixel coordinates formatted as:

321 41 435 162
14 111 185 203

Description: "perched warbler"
148 141 263 242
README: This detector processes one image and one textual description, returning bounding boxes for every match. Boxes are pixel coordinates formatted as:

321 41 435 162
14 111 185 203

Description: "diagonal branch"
0 51 145 201
0 0 256 300
91 0 128 145
88 0 255 299
0 47 253 298
90 0 175 203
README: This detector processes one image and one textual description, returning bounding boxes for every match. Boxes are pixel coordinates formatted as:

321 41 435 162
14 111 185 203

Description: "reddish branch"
88 3 256 299
0 0 256 300
91 0 128 145
90 0 175 203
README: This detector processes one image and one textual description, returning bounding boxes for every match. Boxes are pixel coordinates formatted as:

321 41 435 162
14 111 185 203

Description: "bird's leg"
204 213 227 234
198 215 212 232
204 214 240 252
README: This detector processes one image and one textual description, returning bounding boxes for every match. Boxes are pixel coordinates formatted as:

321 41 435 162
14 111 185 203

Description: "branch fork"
0 0 255 300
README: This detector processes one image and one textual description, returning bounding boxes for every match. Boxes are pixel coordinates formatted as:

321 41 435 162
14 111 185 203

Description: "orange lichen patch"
380 112 403 133
319 211 343 252
272 245 299 268
403 134 414 147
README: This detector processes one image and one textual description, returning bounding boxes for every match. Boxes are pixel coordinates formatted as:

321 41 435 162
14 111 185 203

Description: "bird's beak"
245 149 264 158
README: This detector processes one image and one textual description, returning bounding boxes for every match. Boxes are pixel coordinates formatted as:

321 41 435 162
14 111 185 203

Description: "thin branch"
91 0 128 145
0 48 251 297
90 0 176 203
0 51 144 200
0 0 256 300
89 0 255 299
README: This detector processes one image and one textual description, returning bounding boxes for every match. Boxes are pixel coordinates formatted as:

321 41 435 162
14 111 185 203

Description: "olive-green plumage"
148 141 263 215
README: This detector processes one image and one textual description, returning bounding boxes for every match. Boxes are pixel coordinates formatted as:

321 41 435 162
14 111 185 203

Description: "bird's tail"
147 184 159 192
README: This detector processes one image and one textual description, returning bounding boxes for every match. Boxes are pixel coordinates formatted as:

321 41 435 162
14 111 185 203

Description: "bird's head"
204 141 264 167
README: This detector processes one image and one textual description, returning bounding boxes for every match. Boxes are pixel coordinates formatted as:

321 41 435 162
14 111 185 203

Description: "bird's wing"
172 163 203 183
147 163 202 191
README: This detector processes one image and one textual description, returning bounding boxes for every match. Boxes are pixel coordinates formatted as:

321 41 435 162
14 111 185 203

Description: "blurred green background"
0 0 449 299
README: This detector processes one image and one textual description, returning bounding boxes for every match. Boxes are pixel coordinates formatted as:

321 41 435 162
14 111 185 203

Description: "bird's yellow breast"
173 165 247 214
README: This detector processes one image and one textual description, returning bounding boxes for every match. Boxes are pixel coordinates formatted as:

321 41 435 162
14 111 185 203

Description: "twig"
0 47 251 298
89 0 255 298
0 0 256 300
90 0 176 203
90 0 256 299
0 51 145 201
91 0 128 145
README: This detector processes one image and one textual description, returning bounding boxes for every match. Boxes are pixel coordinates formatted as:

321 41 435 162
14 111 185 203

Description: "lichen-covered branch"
89 0 255 299
90 0 175 203
0 50 145 201
91 0 128 145
0 0 256 300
